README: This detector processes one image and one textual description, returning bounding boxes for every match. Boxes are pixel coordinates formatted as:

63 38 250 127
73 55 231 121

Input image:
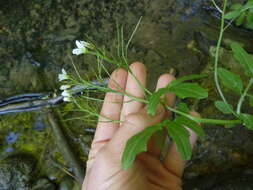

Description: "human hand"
83 62 199 190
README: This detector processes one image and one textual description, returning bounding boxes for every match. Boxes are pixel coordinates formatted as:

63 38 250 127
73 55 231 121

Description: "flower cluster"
58 69 72 102
58 40 92 102
61 89 72 102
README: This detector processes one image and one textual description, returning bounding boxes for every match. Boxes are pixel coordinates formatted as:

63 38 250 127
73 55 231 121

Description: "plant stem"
236 78 253 114
83 79 242 125
211 0 222 13
214 0 237 116
125 17 142 58
166 106 241 125
90 50 152 95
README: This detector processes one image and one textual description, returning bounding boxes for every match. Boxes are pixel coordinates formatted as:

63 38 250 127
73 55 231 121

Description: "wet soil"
1 0 253 189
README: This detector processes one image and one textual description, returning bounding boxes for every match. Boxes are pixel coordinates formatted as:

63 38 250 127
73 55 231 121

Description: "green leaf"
246 22 253 29
243 0 253 10
248 94 253 107
169 74 207 87
246 12 253 29
122 124 163 169
147 88 169 115
217 68 243 94
177 102 190 113
214 101 234 114
231 4 243 10
166 121 192 160
169 83 208 99
224 10 241 19
239 113 253 130
236 12 246 26
153 129 166 149
175 116 205 139
246 12 253 23
231 42 253 77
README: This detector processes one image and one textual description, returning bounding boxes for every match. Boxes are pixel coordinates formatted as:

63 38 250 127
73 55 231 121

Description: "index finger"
93 68 128 144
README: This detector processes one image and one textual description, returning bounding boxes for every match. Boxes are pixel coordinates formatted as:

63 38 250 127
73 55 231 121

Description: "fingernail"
169 68 177 76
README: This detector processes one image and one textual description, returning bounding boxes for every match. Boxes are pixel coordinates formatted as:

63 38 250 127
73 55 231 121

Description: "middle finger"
120 62 147 122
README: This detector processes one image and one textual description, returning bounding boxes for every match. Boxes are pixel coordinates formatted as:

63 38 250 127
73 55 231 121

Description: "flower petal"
62 69 67 75
58 73 68 81
63 97 72 102
72 48 84 55
61 90 71 97
58 74 64 81
76 40 84 49
60 85 71 90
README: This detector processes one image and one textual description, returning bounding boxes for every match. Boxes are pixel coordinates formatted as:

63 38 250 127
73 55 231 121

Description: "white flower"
72 40 91 55
58 69 69 81
60 85 71 90
61 90 71 97
63 96 72 102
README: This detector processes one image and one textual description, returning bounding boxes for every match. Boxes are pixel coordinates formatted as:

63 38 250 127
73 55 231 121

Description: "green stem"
236 78 253 114
165 106 241 125
211 0 222 13
89 50 152 96
88 51 120 66
214 0 237 116
125 17 142 58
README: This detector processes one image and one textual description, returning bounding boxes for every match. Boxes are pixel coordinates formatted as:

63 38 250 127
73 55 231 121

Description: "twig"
47 110 85 184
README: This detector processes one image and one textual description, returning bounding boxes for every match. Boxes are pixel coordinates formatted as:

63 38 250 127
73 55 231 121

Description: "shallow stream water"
1 0 253 189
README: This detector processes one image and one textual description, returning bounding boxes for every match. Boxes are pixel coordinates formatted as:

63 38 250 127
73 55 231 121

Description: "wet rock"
9 55 43 93
59 176 74 190
0 154 35 190
32 178 56 190
184 167 253 190
34 114 47 131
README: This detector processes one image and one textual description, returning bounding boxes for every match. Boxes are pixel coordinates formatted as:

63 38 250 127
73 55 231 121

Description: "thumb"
104 105 165 163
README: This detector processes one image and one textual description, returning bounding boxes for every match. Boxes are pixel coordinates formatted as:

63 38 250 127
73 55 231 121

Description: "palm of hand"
83 62 197 190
